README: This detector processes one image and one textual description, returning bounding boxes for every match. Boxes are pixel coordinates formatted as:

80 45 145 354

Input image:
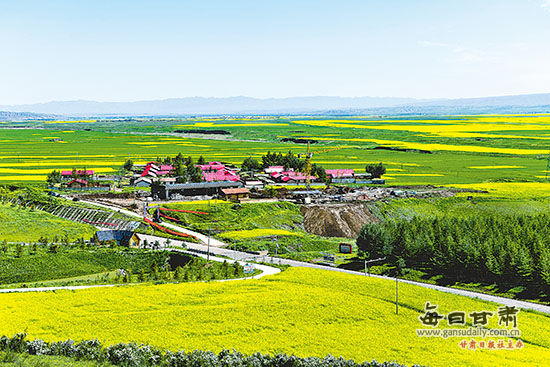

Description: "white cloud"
541 0 550 9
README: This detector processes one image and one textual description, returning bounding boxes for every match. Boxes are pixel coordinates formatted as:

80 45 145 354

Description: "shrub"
0 334 416 367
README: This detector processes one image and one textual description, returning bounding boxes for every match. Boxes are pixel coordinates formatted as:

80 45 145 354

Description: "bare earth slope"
301 203 379 238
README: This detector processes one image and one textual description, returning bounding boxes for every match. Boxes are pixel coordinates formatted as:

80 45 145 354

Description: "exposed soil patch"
301 203 379 238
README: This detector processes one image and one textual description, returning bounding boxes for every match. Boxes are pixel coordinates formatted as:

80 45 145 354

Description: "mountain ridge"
1 93 550 117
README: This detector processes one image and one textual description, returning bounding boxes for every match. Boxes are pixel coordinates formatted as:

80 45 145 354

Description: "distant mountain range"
1 93 550 118
0 111 56 121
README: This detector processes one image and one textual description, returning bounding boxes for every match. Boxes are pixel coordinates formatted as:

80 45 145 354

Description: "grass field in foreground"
0 204 96 243
0 351 112 366
0 268 549 367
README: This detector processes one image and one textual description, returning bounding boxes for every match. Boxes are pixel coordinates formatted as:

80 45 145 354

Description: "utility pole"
396 277 399 315
207 225 211 261
305 141 312 203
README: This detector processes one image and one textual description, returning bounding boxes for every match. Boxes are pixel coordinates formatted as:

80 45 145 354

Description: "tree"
48 243 58 253
197 156 206 165
123 159 134 172
187 164 203 183
356 223 389 258
138 269 146 282
46 170 62 185
312 164 328 183
15 243 23 257
174 266 183 280
365 162 386 178
241 157 262 172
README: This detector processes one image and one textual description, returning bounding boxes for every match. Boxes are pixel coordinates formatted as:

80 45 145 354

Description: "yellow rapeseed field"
290 117 550 140
0 268 548 367
308 137 548 155
449 182 550 197
468 165 525 169
220 228 302 239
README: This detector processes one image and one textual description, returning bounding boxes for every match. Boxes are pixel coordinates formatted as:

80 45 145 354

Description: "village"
46 152 392 205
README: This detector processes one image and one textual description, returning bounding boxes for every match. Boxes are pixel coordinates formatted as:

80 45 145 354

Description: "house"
202 169 240 182
61 170 94 180
244 180 264 190
326 169 355 183
134 177 152 187
265 166 284 174
160 177 177 183
67 179 88 188
152 181 243 200
93 230 141 248
197 161 226 171
272 170 315 184
354 173 373 183
221 187 250 202
140 164 158 178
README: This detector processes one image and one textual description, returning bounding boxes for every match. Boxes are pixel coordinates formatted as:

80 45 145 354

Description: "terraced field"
0 267 549 367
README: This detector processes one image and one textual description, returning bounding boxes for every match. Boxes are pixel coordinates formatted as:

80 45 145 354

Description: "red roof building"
325 169 355 178
61 170 94 176
202 169 240 182
67 179 88 187
197 162 226 171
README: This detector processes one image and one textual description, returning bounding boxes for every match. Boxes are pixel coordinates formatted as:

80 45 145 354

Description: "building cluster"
133 162 176 187
198 161 240 182
146 162 385 201
56 170 110 190
50 159 384 197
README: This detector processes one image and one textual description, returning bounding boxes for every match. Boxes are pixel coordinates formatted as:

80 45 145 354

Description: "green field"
0 204 96 243
0 247 170 285
0 244 247 288
0 352 112 367
157 200 349 258
1 114 549 189
0 267 548 367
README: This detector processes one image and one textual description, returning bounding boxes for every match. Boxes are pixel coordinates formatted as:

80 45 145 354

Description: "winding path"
0 249 279 294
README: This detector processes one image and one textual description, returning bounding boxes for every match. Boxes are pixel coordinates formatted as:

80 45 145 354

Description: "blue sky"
1 0 550 104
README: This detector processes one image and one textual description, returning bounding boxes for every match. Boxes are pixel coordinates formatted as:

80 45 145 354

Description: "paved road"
82 200 550 315
0 247 279 294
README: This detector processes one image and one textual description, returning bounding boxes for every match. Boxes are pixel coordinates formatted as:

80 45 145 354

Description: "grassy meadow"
0 267 549 367
156 200 347 257
1 114 549 190
0 204 96 243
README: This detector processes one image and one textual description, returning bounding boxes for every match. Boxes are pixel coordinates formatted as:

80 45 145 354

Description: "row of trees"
115 258 244 284
357 213 550 298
